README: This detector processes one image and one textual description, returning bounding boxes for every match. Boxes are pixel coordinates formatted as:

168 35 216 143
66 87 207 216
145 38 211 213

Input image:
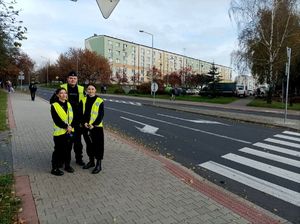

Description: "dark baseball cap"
68 70 77 77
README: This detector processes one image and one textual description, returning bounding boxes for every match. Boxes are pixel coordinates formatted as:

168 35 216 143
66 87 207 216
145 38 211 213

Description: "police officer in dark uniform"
50 71 85 166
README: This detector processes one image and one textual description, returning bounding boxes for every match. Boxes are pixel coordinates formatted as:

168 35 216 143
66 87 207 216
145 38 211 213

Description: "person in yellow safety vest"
79 84 104 174
50 87 75 176
50 71 86 166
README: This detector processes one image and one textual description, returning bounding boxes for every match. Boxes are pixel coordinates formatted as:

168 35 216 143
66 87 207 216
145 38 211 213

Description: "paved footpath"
8 92 290 224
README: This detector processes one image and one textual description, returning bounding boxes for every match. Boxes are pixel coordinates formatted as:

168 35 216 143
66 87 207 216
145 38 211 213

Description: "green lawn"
247 98 300 111
0 90 8 131
0 90 20 224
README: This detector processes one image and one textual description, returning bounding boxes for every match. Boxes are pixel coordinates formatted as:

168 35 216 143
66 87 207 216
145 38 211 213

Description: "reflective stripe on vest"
82 97 103 127
52 102 74 136
61 83 85 103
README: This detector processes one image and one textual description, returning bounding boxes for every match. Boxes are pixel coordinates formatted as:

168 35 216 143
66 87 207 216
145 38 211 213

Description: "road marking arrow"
120 116 164 137
157 113 229 126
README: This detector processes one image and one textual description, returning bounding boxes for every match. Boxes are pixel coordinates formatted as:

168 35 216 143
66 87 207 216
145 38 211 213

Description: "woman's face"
86 85 96 96
57 89 68 101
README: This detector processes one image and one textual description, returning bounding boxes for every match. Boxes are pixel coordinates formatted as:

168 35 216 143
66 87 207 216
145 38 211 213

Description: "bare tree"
229 0 300 102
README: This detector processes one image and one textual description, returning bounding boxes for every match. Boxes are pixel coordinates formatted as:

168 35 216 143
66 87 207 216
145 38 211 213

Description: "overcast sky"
16 0 239 73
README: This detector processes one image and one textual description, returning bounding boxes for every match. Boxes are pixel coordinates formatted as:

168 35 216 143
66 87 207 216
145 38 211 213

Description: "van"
236 85 248 97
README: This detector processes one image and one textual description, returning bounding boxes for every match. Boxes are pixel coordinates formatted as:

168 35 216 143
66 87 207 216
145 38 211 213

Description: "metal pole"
139 30 154 95
284 47 291 123
47 61 49 86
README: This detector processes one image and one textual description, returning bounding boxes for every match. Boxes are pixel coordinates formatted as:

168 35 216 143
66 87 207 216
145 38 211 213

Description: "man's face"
67 76 78 87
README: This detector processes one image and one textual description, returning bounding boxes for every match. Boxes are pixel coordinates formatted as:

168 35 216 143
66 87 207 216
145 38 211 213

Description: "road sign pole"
284 47 291 123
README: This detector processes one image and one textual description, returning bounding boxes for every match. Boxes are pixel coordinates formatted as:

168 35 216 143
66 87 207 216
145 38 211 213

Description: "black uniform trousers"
73 125 83 161
82 127 104 161
52 133 73 168
30 90 36 101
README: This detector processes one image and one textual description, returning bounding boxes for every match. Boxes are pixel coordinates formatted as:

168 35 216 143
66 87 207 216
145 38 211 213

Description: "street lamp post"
41 56 50 86
139 30 154 85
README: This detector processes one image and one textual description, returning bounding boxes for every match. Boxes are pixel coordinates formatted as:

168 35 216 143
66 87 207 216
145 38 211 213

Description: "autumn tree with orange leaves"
56 48 112 85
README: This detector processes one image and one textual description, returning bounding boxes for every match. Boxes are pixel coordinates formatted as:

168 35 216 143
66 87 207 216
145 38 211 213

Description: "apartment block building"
85 35 232 83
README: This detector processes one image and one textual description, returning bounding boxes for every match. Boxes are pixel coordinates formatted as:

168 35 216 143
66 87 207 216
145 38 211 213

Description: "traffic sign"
18 75 25 80
151 82 158 93
96 0 120 19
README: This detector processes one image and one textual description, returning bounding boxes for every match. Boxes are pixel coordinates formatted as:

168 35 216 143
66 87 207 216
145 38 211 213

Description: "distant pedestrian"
29 82 37 101
6 80 14 93
79 84 104 174
170 87 176 101
50 87 75 176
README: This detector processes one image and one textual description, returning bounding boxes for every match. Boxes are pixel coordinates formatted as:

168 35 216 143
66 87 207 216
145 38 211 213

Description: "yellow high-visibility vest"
81 97 104 127
61 83 85 103
52 102 74 136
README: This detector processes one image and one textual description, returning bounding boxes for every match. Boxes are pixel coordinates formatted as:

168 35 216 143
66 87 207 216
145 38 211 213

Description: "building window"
108 40 112 45
117 51 121 56
116 58 120 63
116 42 120 47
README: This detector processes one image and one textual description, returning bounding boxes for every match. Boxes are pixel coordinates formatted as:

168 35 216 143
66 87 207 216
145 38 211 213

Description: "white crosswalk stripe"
198 130 300 206
199 161 300 206
253 142 300 157
239 147 300 167
222 153 300 183
274 134 300 142
103 98 142 106
283 131 300 137
265 138 300 148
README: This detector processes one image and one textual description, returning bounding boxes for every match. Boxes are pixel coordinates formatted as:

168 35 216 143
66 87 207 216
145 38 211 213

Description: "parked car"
186 88 200 95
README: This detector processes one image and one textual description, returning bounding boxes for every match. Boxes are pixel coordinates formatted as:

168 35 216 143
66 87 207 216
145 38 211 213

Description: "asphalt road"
37 88 300 223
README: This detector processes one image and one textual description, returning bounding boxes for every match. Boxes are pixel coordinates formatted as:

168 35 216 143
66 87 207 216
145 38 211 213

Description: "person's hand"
84 123 90 129
89 124 94 130
67 125 72 133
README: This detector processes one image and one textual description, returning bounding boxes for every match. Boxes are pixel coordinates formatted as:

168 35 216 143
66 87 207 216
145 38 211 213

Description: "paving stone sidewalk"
9 93 288 224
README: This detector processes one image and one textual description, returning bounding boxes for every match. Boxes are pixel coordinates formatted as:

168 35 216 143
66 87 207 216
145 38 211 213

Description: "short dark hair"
86 83 97 89
55 87 67 95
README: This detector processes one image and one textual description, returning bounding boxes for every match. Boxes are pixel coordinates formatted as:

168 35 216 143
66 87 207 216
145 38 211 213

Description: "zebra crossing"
198 130 300 207
103 98 142 106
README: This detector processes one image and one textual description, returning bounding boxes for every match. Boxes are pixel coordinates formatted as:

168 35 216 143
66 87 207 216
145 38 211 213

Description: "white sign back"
96 0 120 19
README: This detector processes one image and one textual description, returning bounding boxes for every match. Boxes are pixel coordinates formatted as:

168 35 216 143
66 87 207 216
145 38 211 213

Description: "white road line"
222 153 300 183
157 113 229 126
274 134 300 142
239 147 300 168
103 98 141 106
283 131 300 137
253 142 300 157
199 161 300 206
106 106 251 144
265 138 300 149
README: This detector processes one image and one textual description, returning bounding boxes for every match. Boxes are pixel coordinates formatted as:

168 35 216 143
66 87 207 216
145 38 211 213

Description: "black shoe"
64 166 75 173
91 160 102 174
76 160 85 166
83 161 95 169
51 168 64 176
